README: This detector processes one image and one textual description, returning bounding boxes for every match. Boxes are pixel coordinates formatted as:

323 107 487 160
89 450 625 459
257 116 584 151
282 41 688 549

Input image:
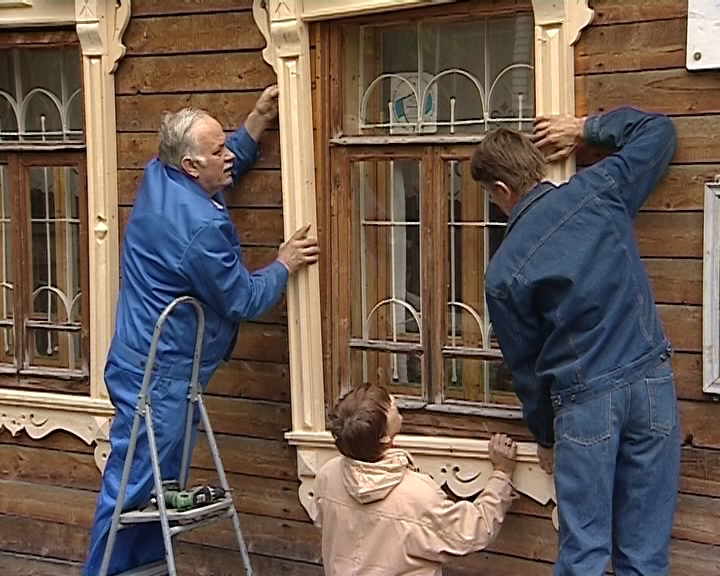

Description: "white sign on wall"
687 0 720 70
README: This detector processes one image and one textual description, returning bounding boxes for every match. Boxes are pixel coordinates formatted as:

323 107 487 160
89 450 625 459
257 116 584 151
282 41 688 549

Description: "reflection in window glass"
344 14 534 135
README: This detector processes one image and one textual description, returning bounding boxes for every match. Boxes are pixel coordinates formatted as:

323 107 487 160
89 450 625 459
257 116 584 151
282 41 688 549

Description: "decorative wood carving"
0 0 131 472
254 0 594 530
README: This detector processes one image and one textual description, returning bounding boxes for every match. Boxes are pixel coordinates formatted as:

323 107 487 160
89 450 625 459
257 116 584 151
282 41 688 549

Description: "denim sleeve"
486 283 555 448
180 219 288 322
582 107 676 218
225 126 260 183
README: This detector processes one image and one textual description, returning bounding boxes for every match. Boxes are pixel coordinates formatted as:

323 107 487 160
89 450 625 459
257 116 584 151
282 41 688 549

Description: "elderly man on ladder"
83 86 319 575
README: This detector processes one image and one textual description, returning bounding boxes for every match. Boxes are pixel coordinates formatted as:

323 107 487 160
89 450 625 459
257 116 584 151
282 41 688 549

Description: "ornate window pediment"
254 0 593 523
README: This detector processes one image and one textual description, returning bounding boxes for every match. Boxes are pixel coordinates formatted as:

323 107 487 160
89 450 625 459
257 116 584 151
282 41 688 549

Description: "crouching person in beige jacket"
310 383 517 576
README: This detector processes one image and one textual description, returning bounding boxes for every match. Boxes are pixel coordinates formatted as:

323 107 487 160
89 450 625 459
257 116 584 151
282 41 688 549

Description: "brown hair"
470 127 546 195
329 384 391 462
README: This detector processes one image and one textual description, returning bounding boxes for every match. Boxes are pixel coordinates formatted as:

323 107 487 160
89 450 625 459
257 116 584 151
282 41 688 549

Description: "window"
327 8 534 410
0 36 90 394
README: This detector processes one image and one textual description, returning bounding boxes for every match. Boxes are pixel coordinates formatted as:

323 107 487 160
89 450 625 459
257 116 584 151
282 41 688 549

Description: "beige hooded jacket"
309 448 515 576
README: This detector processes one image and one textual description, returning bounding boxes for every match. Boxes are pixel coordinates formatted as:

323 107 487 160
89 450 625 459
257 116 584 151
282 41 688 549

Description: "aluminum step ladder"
99 296 253 576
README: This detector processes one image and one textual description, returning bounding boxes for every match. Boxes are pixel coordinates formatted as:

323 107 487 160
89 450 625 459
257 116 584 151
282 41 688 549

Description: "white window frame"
253 0 594 527
703 181 720 395
0 0 130 471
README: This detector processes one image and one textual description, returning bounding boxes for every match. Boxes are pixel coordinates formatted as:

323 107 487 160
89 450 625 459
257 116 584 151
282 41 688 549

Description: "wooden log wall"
0 0 718 574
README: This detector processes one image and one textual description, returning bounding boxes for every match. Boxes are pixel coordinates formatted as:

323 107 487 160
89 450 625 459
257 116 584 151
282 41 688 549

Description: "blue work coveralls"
83 126 288 575
485 108 681 576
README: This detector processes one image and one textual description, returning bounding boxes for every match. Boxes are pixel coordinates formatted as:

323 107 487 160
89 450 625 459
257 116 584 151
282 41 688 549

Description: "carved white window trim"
703 180 720 395
0 0 130 471
254 0 592 525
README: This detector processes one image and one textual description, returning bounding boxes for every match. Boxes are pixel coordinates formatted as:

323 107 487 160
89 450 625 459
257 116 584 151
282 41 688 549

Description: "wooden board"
130 0 254 16
115 53 277 95
207 359 290 402
116 92 264 133
577 69 720 117
202 395 291 440
575 18 686 75
588 0 687 26
123 12 266 56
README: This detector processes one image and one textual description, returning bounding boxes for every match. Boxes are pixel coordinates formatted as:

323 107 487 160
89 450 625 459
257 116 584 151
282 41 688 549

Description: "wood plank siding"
0 0 718 574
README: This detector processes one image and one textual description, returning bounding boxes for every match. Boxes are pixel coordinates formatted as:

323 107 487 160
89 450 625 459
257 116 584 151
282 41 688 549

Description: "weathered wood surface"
588 0 687 26
130 0 254 16
116 53 276 95
116 92 264 132
123 12 265 55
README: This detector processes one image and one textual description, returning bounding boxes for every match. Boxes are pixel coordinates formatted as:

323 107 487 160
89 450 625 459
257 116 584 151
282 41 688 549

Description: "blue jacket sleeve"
583 107 676 218
486 281 554 448
225 126 260 183
180 219 289 322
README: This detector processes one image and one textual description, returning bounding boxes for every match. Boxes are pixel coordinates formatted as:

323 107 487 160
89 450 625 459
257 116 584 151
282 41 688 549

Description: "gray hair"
158 107 208 169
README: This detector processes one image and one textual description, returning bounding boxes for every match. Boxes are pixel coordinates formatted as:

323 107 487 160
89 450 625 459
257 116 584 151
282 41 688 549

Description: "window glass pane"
0 164 14 367
344 13 534 135
0 46 83 142
27 165 83 372
445 159 507 403
350 159 421 395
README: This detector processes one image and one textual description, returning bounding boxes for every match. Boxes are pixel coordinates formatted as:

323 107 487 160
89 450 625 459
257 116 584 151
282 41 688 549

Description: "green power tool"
149 481 227 512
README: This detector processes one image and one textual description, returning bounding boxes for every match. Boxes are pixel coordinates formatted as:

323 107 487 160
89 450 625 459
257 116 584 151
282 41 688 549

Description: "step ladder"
99 296 253 576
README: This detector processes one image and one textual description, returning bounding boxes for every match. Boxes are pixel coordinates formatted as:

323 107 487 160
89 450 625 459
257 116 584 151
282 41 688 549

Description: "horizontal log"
0 552 80 576
116 131 280 170
680 447 720 498
187 469 306 521
123 12 265 56
202 395 290 440
635 212 703 259
191 434 296 481
659 304 701 354
674 493 720 546
0 444 99 492
672 353 705 402
179 513 321 564
644 259 702 306
576 69 720 117
130 0 253 16
116 92 264 132
116 53 276 95
118 168 282 208
445 551 553 576
176 544 323 576
669 538 720 575
575 18 686 75
588 0 687 26
0 480 96 528
207 359 290 403
232 320 289 363
0 515 88 564
680 400 720 450
228 208 284 246
643 165 713 212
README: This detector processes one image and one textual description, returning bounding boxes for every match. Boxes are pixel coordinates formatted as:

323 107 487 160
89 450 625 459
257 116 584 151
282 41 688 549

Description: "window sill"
394 396 524 419
0 388 114 471
286 430 558 529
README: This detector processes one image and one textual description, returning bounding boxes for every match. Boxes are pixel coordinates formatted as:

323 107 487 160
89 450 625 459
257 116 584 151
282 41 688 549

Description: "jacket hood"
341 448 415 504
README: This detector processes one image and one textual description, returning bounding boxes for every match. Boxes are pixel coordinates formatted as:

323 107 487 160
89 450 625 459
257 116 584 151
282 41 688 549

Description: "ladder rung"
114 561 169 576
120 497 234 525
170 508 233 537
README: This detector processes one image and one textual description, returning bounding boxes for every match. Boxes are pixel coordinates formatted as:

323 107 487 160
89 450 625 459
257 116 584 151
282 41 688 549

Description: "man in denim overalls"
471 107 680 576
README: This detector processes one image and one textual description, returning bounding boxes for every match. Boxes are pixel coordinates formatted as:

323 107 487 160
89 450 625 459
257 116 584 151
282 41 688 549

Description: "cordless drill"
152 484 227 512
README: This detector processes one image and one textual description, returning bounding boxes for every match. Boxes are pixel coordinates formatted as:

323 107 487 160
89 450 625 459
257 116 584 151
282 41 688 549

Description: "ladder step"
114 561 168 576
120 497 234 526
